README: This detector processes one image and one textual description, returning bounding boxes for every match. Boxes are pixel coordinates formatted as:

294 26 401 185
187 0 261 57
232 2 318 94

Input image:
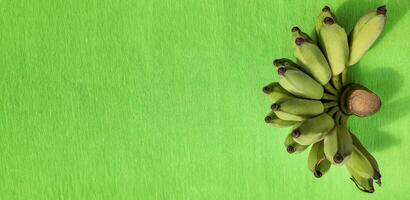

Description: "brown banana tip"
295 37 304 46
373 171 382 180
324 17 334 25
286 146 295 154
322 6 330 12
292 129 301 138
264 116 272 123
277 67 287 76
333 153 344 163
273 59 280 67
377 5 387 15
291 26 300 33
314 171 322 178
263 86 272 94
271 103 280 111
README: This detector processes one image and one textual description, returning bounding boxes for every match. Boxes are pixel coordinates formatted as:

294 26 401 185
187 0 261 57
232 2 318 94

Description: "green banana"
284 133 309 154
323 124 353 165
292 113 335 145
315 6 335 36
262 82 295 103
348 5 387 66
277 66 324 100
347 165 375 193
346 142 381 185
318 17 349 76
350 133 381 184
308 141 331 178
292 27 331 85
264 111 301 128
271 97 325 121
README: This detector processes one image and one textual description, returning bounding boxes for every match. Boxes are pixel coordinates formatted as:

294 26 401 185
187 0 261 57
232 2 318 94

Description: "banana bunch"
263 5 386 193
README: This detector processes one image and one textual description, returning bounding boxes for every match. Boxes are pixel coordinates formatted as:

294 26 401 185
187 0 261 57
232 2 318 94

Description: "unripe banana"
318 17 349 75
292 113 335 145
315 6 335 36
348 5 387 66
284 133 309 154
350 133 381 184
308 141 331 178
347 165 375 193
271 97 325 121
265 111 301 128
323 124 353 165
291 27 331 85
262 82 295 103
277 66 324 100
346 141 381 185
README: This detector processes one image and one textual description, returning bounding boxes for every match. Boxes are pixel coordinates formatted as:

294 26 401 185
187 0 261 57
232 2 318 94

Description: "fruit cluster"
263 5 386 193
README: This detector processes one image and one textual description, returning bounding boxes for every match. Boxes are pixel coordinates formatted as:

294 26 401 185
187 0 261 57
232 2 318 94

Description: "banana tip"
273 59 280 67
314 171 322 178
277 67 287 76
263 86 272 94
333 153 344 163
271 103 279 111
373 171 382 180
377 5 387 15
322 6 330 12
286 146 295 154
264 116 272 123
292 129 301 138
324 17 334 25
291 26 300 33
295 37 304 46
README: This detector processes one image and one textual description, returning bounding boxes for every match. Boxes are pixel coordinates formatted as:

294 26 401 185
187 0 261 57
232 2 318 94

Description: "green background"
0 0 409 199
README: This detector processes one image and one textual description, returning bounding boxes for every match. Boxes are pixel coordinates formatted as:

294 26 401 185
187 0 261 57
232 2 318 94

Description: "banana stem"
323 101 338 109
342 69 349 86
324 83 338 95
322 93 337 101
332 75 342 91
334 111 342 125
327 106 339 116
340 114 348 125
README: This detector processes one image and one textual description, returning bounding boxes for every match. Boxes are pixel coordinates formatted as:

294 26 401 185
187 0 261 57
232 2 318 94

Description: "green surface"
0 0 409 199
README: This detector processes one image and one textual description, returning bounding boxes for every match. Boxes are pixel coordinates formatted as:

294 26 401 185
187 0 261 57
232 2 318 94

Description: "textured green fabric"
0 0 409 199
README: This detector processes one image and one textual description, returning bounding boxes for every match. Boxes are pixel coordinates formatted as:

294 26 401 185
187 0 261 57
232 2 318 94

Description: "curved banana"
308 141 331 178
271 97 325 121
264 111 301 128
350 133 381 184
262 82 295 103
347 165 375 193
284 133 309 154
323 124 353 165
318 17 349 76
346 139 381 185
277 66 324 100
292 113 335 145
348 5 387 66
292 27 331 85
